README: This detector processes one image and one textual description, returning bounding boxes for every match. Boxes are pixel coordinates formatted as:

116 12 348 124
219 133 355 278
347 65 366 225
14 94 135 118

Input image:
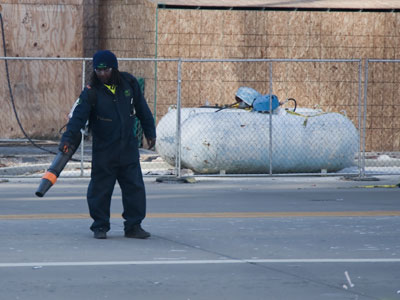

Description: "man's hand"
58 140 72 154
146 137 156 150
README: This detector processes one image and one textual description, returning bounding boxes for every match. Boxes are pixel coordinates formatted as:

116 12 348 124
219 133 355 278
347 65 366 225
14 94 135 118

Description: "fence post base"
155 176 196 183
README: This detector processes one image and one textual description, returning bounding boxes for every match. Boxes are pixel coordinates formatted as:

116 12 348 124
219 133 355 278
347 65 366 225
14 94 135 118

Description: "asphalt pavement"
0 175 400 300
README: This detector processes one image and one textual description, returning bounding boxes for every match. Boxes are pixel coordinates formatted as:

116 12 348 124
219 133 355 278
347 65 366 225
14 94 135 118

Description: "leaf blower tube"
35 133 82 197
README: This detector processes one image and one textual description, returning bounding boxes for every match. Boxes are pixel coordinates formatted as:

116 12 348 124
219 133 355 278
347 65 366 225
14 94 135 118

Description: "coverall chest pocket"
93 109 115 139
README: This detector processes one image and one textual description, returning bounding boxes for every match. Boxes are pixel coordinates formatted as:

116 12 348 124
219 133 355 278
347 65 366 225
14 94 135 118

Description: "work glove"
146 137 156 150
58 140 73 154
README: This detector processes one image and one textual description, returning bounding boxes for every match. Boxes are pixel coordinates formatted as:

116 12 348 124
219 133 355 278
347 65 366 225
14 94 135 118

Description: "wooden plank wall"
0 0 84 139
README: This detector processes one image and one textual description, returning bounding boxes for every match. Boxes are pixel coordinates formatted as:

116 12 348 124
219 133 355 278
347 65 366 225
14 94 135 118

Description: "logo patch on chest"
124 89 131 97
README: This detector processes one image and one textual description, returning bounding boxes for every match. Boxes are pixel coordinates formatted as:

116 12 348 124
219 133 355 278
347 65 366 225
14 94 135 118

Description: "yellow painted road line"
1 211 400 220
359 184 400 188
0 213 90 220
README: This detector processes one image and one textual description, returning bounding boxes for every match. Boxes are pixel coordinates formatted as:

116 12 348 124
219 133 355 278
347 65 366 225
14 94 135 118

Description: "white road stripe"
1 258 400 268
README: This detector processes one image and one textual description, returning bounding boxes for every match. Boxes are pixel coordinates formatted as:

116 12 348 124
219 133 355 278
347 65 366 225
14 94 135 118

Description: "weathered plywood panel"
7 60 83 138
0 3 84 139
2 0 82 4
149 0 400 9
0 60 83 139
4 4 83 57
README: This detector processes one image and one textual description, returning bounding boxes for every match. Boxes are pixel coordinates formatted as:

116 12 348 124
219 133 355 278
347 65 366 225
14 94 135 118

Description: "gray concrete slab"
0 176 399 300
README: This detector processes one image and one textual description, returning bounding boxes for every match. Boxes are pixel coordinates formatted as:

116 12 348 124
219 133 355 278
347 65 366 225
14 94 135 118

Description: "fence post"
357 59 363 178
175 59 182 178
361 59 369 178
80 59 86 177
269 61 273 176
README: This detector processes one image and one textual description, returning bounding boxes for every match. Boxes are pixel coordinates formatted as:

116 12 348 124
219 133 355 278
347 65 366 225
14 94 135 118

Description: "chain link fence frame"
170 58 365 177
361 59 400 177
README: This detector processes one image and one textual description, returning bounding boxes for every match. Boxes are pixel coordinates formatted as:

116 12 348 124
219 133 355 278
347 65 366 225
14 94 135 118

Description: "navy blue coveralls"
61 72 156 233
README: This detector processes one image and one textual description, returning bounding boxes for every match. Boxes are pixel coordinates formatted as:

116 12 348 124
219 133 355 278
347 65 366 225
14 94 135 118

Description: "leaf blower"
35 132 82 197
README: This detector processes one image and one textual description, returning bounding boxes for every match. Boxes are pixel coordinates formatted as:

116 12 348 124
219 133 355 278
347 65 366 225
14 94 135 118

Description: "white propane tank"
156 107 359 174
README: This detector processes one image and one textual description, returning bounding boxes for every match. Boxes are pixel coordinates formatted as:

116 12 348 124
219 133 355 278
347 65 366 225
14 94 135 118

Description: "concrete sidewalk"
0 139 173 176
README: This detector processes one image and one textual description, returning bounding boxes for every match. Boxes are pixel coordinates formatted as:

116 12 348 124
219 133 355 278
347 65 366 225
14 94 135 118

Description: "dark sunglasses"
95 67 112 74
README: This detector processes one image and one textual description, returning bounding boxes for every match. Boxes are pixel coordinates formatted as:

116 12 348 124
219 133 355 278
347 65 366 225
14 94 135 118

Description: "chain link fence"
158 58 364 177
361 59 400 176
1 57 399 178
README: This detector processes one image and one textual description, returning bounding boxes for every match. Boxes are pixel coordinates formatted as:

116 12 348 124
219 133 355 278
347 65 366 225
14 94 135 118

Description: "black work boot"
93 229 107 239
124 224 150 239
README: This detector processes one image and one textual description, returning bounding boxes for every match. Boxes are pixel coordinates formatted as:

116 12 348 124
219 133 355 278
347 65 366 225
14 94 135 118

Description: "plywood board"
0 3 84 139
2 0 82 4
151 0 400 9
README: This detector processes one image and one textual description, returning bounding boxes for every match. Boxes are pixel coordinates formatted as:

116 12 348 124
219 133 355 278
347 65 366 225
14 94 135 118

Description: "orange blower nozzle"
35 171 57 197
